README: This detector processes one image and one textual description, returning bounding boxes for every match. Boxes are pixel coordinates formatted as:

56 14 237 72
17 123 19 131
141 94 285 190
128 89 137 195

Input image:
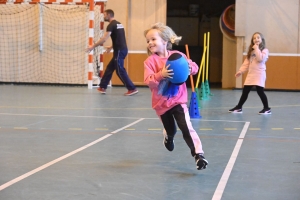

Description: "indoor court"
1 0 300 199
0 85 299 200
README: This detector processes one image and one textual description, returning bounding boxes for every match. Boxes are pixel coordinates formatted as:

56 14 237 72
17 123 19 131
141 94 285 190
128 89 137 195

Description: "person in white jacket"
229 32 271 115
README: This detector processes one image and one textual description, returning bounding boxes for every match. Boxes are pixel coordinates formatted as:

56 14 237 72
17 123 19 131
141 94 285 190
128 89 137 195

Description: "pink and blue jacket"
144 50 199 116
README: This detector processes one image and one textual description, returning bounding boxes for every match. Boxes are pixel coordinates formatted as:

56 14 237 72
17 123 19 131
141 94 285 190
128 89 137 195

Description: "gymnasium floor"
0 85 299 200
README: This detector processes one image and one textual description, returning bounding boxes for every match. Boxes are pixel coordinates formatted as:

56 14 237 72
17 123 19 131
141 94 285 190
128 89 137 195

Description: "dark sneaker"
194 154 208 170
228 106 242 113
259 108 271 115
163 135 174 151
97 88 106 94
124 89 138 96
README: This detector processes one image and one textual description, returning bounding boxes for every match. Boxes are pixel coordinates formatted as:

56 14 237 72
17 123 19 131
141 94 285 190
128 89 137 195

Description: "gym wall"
229 0 300 90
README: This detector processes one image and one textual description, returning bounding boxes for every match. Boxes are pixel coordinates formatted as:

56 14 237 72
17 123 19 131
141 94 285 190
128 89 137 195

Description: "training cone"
204 80 213 97
199 84 208 100
189 92 202 118
195 88 201 108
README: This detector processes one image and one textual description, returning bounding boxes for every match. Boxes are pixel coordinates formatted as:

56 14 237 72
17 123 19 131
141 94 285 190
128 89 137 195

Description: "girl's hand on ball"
162 64 174 78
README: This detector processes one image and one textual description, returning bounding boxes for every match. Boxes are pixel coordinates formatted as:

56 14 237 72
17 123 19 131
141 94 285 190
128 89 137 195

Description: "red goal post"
0 0 107 89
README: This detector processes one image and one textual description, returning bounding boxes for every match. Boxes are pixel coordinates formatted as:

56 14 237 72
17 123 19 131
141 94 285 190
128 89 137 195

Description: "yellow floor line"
7 127 299 131
68 128 82 131
272 128 283 130
95 128 109 130
14 127 28 130
224 128 237 131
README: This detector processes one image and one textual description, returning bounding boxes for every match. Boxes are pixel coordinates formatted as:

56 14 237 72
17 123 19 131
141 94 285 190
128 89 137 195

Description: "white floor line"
111 118 145 133
212 121 250 200
0 134 111 191
0 118 145 191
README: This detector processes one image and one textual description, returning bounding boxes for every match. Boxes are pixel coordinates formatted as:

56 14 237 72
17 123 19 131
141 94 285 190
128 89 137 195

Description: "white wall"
222 0 300 88
103 0 166 52
236 0 299 54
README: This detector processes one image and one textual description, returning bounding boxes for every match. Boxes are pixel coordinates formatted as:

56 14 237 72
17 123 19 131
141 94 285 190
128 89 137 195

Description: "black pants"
99 49 136 90
237 85 269 109
160 104 202 156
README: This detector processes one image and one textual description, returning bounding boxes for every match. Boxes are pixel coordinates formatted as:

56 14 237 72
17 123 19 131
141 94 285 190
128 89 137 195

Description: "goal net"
0 3 104 85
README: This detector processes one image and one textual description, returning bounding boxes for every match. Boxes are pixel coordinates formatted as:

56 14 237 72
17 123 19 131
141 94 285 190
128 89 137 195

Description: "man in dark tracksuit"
87 9 138 96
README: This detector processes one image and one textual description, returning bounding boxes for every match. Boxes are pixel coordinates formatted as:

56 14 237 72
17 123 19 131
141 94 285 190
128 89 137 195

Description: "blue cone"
189 92 202 118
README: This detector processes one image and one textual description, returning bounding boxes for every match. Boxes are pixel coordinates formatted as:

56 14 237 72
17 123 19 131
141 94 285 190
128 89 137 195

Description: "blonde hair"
144 22 182 55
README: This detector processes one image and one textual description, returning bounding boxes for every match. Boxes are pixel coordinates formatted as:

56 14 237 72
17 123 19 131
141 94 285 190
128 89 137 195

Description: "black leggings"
237 85 269 109
160 104 199 156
